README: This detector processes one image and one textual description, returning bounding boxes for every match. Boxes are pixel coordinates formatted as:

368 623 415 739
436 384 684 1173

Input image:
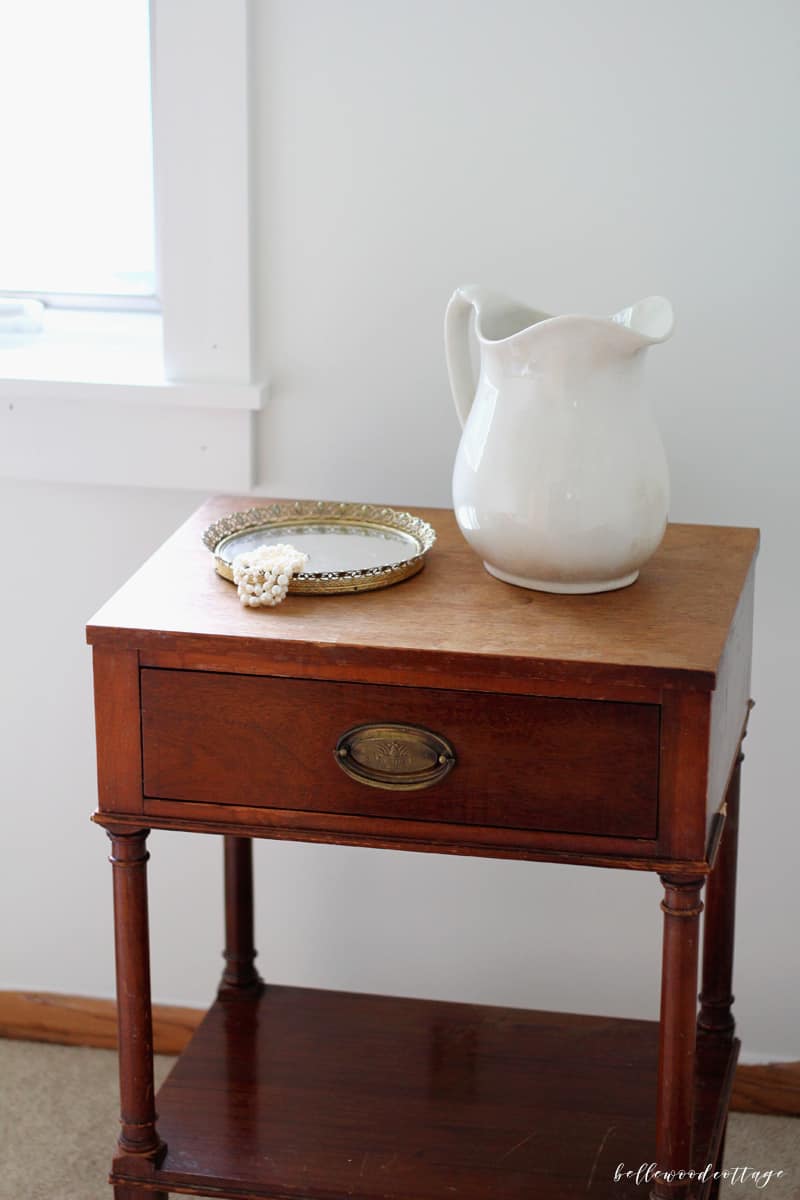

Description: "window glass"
0 0 156 298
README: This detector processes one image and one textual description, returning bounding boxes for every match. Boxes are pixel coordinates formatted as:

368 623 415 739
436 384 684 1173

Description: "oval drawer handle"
334 723 456 791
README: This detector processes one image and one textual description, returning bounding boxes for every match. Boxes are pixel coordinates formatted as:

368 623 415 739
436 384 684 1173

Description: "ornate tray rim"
202 499 437 595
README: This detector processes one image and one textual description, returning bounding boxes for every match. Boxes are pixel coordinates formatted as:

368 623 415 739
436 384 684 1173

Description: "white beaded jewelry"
231 543 309 607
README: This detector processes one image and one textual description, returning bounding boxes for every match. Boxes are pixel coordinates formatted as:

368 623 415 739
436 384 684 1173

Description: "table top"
87 496 758 693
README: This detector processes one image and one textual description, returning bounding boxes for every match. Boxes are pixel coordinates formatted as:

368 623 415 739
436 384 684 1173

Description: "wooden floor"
115 984 739 1200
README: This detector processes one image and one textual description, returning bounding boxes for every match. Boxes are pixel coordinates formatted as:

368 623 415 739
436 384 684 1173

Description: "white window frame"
0 0 264 491
152 0 254 384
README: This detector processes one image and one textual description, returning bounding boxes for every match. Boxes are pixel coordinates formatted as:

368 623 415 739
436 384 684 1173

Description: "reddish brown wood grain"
653 876 705 1198
0 990 199 1055
110 985 737 1200
113 1188 167 1200
92 648 143 815
658 689 712 863
107 828 164 1167
97 805 713 874
2 989 791 1118
87 498 759 695
706 566 755 829
219 836 263 996
699 756 742 1037
140 668 660 840
87 497 759 1200
139 643 665 704
730 1061 800 1117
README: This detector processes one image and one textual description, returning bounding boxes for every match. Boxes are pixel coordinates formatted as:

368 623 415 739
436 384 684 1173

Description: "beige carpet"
1 1039 797 1199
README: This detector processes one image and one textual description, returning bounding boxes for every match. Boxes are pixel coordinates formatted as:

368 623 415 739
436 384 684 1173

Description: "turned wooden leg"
651 875 704 1200
698 753 742 1036
699 752 742 1198
107 828 165 1169
218 835 263 996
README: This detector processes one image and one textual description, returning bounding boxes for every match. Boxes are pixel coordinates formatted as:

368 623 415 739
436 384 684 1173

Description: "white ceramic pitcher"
445 286 674 594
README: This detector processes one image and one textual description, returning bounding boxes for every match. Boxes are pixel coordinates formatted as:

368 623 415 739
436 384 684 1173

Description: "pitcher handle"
445 286 478 429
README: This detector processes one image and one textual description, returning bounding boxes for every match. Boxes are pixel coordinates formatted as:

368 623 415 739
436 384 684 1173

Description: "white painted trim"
0 397 255 491
0 377 266 412
151 0 254 383
0 291 159 313
0 309 266 410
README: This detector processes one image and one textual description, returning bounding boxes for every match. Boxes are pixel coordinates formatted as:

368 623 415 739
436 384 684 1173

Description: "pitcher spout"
611 295 674 346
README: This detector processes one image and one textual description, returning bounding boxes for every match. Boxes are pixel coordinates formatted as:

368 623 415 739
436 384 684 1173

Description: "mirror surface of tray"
203 501 437 594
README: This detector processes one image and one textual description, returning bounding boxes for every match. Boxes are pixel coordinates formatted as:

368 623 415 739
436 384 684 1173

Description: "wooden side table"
88 498 758 1200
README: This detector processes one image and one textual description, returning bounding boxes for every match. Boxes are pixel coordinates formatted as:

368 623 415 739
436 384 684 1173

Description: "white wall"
250 0 799 1057
2 0 797 1059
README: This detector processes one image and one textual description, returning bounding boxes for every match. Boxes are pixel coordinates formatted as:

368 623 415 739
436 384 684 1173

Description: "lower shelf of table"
114 985 739 1200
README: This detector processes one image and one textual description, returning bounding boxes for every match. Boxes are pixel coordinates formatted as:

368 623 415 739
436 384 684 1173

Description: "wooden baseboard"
730 1061 800 1118
0 990 201 1056
1 990 797 1118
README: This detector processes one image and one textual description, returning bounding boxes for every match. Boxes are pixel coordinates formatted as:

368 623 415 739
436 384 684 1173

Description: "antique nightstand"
87 497 758 1200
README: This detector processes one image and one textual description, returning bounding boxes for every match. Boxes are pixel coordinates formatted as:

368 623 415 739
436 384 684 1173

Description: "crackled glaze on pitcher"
445 286 673 594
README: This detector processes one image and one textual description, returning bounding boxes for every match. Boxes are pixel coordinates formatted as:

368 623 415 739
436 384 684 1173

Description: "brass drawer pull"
334 723 456 791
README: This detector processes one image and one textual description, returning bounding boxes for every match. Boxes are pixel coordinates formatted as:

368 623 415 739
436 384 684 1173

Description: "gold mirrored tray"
203 500 437 595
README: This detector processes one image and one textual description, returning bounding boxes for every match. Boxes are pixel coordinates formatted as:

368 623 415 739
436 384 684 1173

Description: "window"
0 0 262 492
0 0 156 306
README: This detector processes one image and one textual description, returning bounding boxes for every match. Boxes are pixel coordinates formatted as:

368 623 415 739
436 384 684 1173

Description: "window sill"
0 311 265 490
0 310 265 409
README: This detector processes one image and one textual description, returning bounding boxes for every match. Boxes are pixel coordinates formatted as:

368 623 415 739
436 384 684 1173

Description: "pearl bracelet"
231 543 309 607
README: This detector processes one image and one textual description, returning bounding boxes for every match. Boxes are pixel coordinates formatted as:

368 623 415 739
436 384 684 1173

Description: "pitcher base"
483 562 640 594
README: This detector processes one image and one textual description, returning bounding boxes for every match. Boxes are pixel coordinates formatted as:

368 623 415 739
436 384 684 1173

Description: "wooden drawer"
140 669 659 839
